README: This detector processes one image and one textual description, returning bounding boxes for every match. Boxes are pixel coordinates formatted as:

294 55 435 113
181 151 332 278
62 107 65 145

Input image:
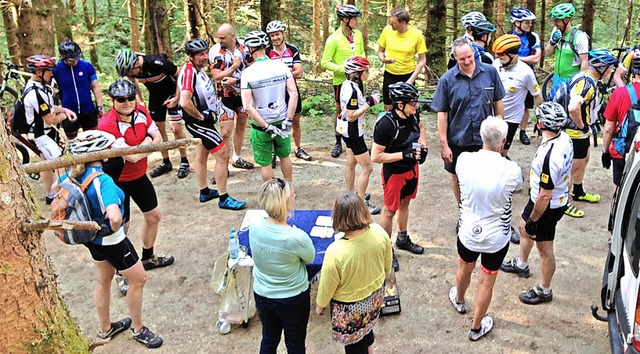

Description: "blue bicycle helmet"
588 49 617 70
510 8 536 22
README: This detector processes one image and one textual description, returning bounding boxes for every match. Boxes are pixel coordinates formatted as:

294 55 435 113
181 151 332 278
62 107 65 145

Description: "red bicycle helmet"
344 56 370 74
26 55 55 72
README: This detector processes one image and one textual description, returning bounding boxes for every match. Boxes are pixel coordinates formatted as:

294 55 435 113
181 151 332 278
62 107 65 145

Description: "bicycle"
0 62 34 165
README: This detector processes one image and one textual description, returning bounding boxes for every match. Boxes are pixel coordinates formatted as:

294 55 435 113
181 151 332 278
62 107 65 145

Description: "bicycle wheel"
12 141 29 164
0 86 18 122
541 73 554 101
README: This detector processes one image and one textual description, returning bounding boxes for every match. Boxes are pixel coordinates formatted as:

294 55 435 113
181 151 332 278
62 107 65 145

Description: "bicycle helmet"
244 30 269 49
26 55 55 72
115 49 137 76
336 5 361 20
630 49 640 76
108 79 136 98
344 56 370 74
388 82 419 103
549 3 575 20
59 39 82 61
535 102 567 132
492 34 521 55
460 11 486 29
185 38 209 56
266 20 286 34
69 131 116 154
510 8 537 22
588 49 618 70
469 20 496 38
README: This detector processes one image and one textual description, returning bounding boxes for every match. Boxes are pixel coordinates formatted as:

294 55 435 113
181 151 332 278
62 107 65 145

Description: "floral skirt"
330 286 385 345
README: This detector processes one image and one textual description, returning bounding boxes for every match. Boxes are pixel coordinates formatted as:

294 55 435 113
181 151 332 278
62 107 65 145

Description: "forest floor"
39 109 613 353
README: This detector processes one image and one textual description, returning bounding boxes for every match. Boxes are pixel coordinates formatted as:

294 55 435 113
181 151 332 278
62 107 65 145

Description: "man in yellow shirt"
377 8 427 111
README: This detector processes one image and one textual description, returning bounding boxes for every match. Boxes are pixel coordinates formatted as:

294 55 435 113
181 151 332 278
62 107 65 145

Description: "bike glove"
524 217 539 236
601 151 611 169
418 147 428 164
265 124 286 138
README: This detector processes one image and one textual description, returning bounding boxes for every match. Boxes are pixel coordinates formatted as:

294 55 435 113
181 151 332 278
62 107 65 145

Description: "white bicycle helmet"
461 11 486 29
266 20 286 34
69 131 116 154
244 31 269 49
535 102 567 132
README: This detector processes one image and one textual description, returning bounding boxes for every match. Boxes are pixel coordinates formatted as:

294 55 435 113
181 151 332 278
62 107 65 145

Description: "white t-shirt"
492 59 541 123
240 57 292 124
337 79 366 138
456 149 523 253
529 132 574 209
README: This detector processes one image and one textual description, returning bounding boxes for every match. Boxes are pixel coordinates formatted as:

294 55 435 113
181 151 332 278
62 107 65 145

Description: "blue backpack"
613 84 640 156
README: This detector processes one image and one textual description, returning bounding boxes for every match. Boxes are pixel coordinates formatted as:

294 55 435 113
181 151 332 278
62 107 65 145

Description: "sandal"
564 203 585 218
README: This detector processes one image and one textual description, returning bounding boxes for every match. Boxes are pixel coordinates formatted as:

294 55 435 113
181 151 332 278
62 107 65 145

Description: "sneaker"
500 258 531 278
295 147 312 161
177 162 189 179
219 196 247 210
395 234 424 254
91 318 132 347
519 130 530 145
149 162 172 178
510 226 520 244
231 157 254 170
116 274 128 296
132 326 163 348
200 189 220 203
365 200 381 215
519 284 553 305
572 192 601 203
331 143 342 158
564 203 585 218
392 251 400 272
449 287 467 314
468 316 494 341
142 255 175 271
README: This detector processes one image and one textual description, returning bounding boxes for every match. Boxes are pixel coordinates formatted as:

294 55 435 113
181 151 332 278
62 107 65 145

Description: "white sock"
515 257 528 268
232 155 240 162
537 283 552 295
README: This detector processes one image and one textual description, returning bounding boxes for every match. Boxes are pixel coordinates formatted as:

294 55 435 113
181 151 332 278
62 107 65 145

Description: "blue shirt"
431 62 505 146
53 60 98 114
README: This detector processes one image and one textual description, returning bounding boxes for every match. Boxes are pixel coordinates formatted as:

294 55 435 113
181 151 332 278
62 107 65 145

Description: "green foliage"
302 92 334 117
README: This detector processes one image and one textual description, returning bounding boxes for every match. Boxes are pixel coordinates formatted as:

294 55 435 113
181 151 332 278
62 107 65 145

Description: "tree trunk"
81 0 99 70
425 0 446 76
623 0 633 46
260 0 280 33
346 0 354 4
227 0 236 27
195 0 215 45
17 0 56 59
386 0 392 17
494 0 505 36
52 0 73 44
525 0 535 13
185 0 199 39
128 0 141 52
312 0 321 73
146 0 167 56
91 0 100 69
581 0 595 47
140 0 152 53
540 0 546 69
0 111 88 353
2 5 21 65
362 0 369 55
483 0 494 24
321 0 329 44
452 0 458 42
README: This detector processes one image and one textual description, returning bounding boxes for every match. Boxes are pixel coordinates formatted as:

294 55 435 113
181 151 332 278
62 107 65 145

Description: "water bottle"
229 227 239 260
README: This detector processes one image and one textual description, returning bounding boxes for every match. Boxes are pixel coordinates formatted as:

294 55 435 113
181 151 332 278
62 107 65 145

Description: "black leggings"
345 331 374 354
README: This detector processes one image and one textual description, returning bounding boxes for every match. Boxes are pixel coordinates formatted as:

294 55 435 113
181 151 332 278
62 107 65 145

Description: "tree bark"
483 0 494 24
321 0 329 44
128 0 141 52
0 109 87 353
623 0 633 45
312 0 321 73
185 0 199 39
362 0 369 55
494 0 505 36
425 0 446 75
52 0 73 44
81 0 100 70
227 0 236 27
540 0 546 69
452 0 458 42
2 5 22 65
260 0 280 33
581 0 595 47
525 0 535 13
91 0 100 69
146 0 171 57
17 0 56 59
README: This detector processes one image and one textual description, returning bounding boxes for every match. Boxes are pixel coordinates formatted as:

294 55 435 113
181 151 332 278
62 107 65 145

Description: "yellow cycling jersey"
565 71 597 139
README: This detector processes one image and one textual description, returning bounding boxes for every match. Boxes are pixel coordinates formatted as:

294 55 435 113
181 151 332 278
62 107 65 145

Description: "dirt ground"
38 111 613 353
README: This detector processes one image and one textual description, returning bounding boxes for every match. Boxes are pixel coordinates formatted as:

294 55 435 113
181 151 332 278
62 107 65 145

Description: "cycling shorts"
333 84 342 105
343 135 368 156
250 123 291 167
285 84 303 116
445 144 482 174
84 237 140 271
116 174 158 223
521 199 567 242
613 157 625 187
457 237 509 273
525 92 534 109
61 111 98 137
33 130 62 160
184 118 225 153
221 95 246 116
382 163 419 212
571 137 590 159
148 93 183 124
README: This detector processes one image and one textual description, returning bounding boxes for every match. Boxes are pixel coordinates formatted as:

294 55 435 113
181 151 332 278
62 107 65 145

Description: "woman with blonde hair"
316 192 393 354
250 177 315 354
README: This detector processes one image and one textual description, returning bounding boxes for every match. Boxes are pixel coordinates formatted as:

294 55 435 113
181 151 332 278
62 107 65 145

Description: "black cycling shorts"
521 199 567 242
148 93 182 123
383 71 412 105
343 135 368 156
61 110 98 136
457 237 509 272
445 144 482 174
504 122 520 151
285 83 303 116
84 237 140 271
185 117 225 153
116 174 159 223
222 94 243 112
525 92 534 109
333 84 342 104
571 137 590 159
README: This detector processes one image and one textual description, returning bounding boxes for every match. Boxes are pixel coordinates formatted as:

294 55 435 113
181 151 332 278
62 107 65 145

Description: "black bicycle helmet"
108 79 136 98
336 5 362 19
185 38 209 56
388 82 419 103
59 39 82 61
631 49 640 76
535 102 567 132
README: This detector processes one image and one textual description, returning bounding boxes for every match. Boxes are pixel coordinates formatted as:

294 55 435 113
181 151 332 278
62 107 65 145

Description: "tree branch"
22 220 100 232
2 0 32 8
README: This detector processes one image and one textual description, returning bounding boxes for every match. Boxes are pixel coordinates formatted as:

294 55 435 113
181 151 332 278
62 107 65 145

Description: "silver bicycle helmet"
266 20 286 34
461 11 486 29
115 49 137 76
535 102 567 132
185 38 209 56
244 31 270 49
108 79 136 98
69 131 116 154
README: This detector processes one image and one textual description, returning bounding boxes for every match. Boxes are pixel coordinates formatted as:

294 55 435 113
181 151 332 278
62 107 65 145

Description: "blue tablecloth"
237 210 335 280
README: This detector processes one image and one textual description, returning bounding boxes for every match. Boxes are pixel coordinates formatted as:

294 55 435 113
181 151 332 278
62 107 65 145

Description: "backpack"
8 85 38 135
552 73 597 119
562 28 583 59
612 84 640 156
50 171 103 245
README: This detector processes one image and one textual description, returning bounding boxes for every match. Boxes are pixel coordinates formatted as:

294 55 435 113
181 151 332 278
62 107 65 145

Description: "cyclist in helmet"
561 49 618 218
265 20 312 161
114 48 190 179
377 8 427 111
508 7 541 146
321 4 365 158
501 101 573 306
447 19 496 69
241 30 298 182
460 11 486 41
544 2 589 98
613 46 640 87
178 38 247 210
23 54 77 204
372 82 427 272
53 39 104 140
209 23 254 171
54 130 163 348
337 56 381 215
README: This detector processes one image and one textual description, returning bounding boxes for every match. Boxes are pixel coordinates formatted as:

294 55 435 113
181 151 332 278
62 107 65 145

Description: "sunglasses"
114 96 136 103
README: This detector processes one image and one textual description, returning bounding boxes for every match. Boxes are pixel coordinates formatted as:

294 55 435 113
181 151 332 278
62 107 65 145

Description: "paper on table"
310 226 334 238
315 216 333 227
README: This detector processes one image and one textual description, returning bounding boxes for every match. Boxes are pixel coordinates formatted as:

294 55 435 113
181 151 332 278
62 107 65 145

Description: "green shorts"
251 122 291 167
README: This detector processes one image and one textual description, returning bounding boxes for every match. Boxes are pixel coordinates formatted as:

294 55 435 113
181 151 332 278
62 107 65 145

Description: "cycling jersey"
23 79 55 138
337 79 366 138
373 110 421 174
492 59 541 123
508 30 540 58
98 105 159 182
321 29 365 85
178 61 227 121
134 55 178 96
240 57 292 124
529 132 573 209
266 43 301 69
53 59 98 114
565 71 598 139
603 82 640 159
553 29 589 79
209 40 250 97
618 45 640 73
378 25 427 75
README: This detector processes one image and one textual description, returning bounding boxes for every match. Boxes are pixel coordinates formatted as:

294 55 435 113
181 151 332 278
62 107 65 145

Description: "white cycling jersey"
529 131 573 209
